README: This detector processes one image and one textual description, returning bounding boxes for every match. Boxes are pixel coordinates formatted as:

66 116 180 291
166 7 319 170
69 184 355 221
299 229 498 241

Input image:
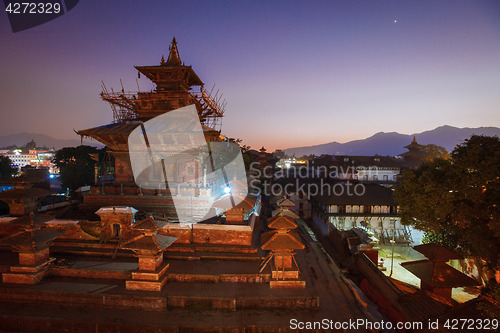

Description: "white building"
332 156 403 182
311 183 412 244
0 143 56 172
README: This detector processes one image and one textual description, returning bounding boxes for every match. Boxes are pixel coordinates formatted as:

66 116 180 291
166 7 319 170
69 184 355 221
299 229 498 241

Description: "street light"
389 218 396 277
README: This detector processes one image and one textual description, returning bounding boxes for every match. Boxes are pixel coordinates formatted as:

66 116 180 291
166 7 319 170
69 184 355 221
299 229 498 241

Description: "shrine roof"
77 121 142 137
403 136 424 150
10 213 54 229
267 215 298 230
400 260 479 288
0 187 50 200
134 65 203 88
78 121 218 139
276 197 295 207
122 234 176 253
0 228 64 251
412 243 463 261
133 38 203 86
261 230 304 251
390 278 454 321
212 193 257 211
271 208 299 219
132 216 168 232
398 150 428 158
96 206 138 215
0 175 28 184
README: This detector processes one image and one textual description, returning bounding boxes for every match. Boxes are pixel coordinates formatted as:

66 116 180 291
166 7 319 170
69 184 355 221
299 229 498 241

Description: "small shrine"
0 212 63 284
96 206 137 242
0 175 50 216
260 214 305 288
401 243 479 300
122 215 176 291
271 197 299 219
212 192 257 225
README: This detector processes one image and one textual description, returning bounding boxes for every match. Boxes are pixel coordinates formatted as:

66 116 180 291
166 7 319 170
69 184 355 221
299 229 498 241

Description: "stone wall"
192 224 252 246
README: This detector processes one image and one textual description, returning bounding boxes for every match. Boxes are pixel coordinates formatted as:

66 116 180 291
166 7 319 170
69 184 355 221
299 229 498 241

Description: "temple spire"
165 37 182 66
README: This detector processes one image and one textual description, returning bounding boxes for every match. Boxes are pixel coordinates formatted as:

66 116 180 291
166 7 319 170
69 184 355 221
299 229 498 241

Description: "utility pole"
389 218 396 277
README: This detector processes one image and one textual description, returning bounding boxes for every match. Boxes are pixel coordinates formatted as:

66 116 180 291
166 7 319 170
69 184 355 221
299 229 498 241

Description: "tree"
421 144 449 161
0 156 16 180
395 135 500 269
227 137 253 170
54 145 99 194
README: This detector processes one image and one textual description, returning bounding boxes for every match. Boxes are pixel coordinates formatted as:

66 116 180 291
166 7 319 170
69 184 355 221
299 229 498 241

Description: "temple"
2 39 486 332
399 136 427 162
76 38 226 219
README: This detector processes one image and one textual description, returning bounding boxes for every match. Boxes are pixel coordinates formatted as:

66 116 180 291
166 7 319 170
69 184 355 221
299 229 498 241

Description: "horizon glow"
0 0 499 151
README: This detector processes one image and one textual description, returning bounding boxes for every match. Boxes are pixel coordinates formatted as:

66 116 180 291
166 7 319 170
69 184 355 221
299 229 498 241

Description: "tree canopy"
421 143 449 161
54 145 99 194
395 135 500 269
0 156 16 180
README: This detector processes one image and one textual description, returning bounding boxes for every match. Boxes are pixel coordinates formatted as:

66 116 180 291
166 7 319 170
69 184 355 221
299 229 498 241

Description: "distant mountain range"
0 132 102 150
2 125 499 155
284 126 500 157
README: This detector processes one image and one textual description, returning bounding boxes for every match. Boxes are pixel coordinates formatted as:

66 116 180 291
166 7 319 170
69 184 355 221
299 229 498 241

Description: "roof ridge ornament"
166 36 182 66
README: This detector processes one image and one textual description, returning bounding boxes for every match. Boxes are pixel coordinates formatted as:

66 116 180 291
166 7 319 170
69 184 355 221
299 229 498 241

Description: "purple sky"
1 1 499 151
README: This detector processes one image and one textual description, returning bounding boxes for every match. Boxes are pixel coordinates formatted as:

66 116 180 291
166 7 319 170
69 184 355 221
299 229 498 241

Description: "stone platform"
0 220 371 332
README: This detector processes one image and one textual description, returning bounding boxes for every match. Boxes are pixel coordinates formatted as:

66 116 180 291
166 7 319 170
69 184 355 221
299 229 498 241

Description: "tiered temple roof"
267 215 298 230
261 230 304 251
212 193 257 211
122 216 176 255
0 213 63 252
399 136 428 161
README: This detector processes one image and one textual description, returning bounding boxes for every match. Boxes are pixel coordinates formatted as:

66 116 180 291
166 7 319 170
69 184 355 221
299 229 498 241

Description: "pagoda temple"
77 38 229 220
260 213 305 288
399 136 428 163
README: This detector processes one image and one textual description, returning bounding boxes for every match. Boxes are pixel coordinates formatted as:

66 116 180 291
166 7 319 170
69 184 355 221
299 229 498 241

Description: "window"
112 224 121 238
